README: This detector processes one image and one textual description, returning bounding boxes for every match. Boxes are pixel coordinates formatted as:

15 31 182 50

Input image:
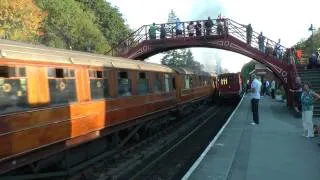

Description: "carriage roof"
172 67 212 76
0 40 174 73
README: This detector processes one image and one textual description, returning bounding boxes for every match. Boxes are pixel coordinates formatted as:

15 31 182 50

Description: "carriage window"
199 76 202 87
118 71 131 96
204 76 208 86
154 73 162 92
89 70 109 100
0 66 28 114
48 68 77 105
228 76 235 84
0 66 9 78
164 74 171 92
220 77 228 85
172 77 176 90
138 72 148 95
184 75 190 89
196 76 200 87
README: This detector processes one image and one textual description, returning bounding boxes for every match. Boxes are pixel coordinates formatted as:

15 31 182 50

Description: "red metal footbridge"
107 18 298 106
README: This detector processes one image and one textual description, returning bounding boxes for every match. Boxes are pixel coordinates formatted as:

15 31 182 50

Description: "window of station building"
0 66 28 115
153 73 162 92
118 71 131 96
89 70 109 100
48 67 77 105
138 72 148 95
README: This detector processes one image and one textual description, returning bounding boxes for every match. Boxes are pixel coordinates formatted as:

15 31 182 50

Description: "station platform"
183 95 320 180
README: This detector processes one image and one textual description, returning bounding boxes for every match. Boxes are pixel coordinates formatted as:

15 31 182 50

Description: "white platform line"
181 95 245 180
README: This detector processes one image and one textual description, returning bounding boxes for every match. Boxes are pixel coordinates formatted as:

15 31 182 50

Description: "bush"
275 89 282 95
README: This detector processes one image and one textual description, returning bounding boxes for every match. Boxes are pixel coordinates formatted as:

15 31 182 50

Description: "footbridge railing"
107 18 293 64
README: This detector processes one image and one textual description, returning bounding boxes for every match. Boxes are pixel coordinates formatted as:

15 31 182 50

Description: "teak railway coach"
0 40 216 174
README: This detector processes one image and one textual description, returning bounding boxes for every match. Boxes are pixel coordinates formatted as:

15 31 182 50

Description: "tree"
76 0 130 46
161 49 204 71
161 49 185 67
185 49 204 70
241 60 255 85
35 0 109 53
294 28 320 57
0 0 45 42
168 10 177 23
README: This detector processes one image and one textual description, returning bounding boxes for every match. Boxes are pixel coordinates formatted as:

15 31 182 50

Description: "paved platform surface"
183 95 320 180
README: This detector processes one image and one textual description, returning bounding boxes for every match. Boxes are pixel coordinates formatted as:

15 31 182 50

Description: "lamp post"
309 24 315 53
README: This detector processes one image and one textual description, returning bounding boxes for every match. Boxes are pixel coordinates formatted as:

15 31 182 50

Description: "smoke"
186 0 226 72
189 0 225 20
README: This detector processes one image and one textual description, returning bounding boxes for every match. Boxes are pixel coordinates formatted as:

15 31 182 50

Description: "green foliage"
36 0 109 53
294 28 320 57
76 0 130 46
275 89 282 95
0 0 45 42
240 60 255 84
161 49 204 71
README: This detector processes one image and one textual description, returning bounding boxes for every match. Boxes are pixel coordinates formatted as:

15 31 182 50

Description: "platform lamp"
308 24 315 53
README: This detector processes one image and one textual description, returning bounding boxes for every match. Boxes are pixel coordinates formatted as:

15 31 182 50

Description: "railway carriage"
0 40 215 175
174 68 215 113
217 72 242 100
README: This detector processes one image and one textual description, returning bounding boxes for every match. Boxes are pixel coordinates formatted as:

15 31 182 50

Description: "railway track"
130 105 235 180
73 103 236 180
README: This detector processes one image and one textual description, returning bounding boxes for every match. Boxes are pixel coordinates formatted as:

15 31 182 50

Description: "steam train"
217 72 243 100
0 40 216 175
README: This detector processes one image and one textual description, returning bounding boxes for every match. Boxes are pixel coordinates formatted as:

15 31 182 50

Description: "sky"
108 0 319 73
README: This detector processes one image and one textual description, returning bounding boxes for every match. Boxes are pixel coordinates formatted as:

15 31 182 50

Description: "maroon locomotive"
217 72 243 100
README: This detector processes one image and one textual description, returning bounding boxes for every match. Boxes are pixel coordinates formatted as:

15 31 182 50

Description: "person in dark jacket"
160 24 166 39
290 77 303 115
246 24 253 45
195 21 202 36
204 17 213 36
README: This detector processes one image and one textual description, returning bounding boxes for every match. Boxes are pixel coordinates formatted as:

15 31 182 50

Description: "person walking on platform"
270 80 276 99
265 80 270 95
246 79 250 93
301 82 320 138
250 74 261 125
289 76 303 114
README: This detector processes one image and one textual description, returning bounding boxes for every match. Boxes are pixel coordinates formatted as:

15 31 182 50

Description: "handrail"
107 18 294 65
